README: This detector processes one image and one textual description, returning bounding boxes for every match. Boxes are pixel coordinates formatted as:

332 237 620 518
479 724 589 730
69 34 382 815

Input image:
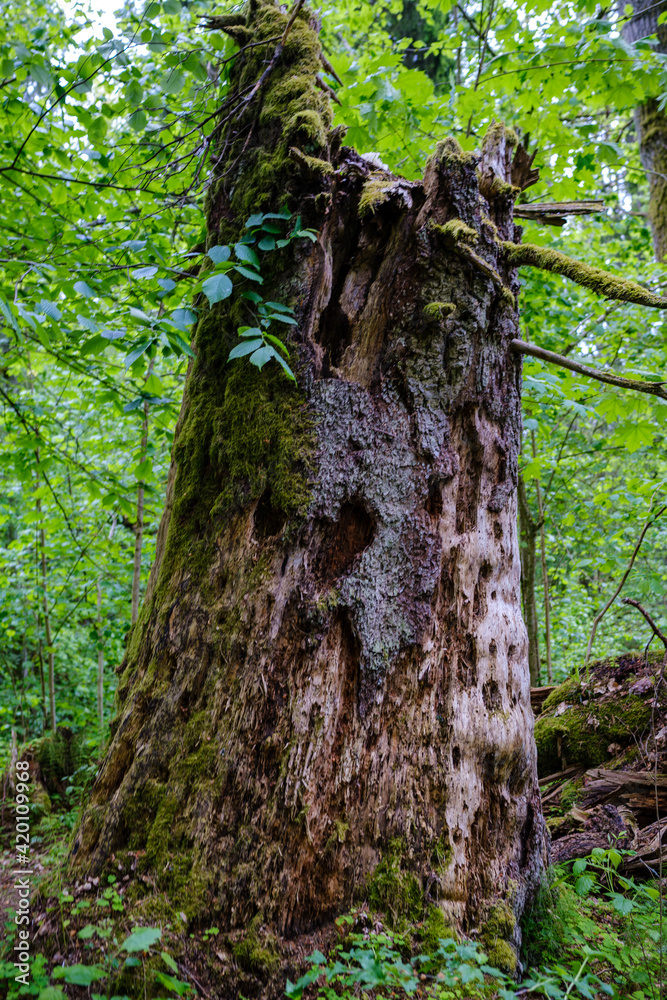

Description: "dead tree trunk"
518 476 541 686
72 0 547 972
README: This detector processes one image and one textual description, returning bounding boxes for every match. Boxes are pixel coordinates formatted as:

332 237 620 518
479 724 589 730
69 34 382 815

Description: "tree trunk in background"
96 578 104 729
518 477 541 686
71 0 546 980
130 402 148 624
624 1 667 260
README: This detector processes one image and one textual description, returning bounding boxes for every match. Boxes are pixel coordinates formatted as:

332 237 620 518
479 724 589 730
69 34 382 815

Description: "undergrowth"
0 790 664 1000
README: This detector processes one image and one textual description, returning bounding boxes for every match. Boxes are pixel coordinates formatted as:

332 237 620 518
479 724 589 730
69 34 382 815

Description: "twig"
622 598 667 650
584 504 667 671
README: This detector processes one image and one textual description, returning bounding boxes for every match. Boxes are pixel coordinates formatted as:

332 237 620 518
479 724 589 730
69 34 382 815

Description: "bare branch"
511 339 667 400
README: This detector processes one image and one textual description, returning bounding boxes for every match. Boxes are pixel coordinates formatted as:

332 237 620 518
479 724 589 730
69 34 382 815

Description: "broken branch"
502 241 667 309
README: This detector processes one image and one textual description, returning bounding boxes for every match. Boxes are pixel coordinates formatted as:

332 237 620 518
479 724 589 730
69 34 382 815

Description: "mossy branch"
502 241 667 309
511 339 667 401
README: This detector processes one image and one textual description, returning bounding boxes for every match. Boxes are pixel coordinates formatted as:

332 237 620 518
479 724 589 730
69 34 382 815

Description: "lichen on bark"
68 1 548 988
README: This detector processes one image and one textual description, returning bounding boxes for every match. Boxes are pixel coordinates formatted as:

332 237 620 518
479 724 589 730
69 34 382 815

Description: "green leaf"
121 926 162 953
572 859 587 875
129 307 154 325
52 965 106 986
264 302 293 312
74 281 96 298
131 266 159 280
161 951 179 973
88 116 108 143
0 296 18 332
154 971 192 996
125 79 144 105
202 272 233 305
29 64 52 88
124 339 152 369
611 893 634 914
161 69 186 94
78 924 97 939
170 308 197 330
208 245 231 264
258 237 276 251
234 265 263 283
250 345 275 369
229 338 264 359
168 332 196 358
129 109 147 131
234 243 260 266
574 875 595 896
268 313 297 325
37 300 62 321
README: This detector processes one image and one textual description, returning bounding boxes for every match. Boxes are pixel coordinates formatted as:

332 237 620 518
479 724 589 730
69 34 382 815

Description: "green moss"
480 901 517 974
560 777 583 811
541 677 581 713
208 0 332 223
146 795 180 866
430 219 479 245
419 904 459 951
324 818 349 853
482 121 519 152
534 694 651 777
359 177 395 216
428 136 477 169
289 146 334 175
486 938 517 974
367 839 423 927
424 301 456 320
502 241 667 309
233 917 280 974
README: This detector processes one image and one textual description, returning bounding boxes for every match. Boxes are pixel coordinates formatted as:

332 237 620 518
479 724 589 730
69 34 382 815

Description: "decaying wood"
531 684 556 714
514 200 604 227
581 768 667 813
67 3 548 984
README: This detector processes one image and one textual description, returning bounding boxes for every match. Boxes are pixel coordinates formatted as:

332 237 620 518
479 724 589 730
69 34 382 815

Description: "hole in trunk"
254 488 287 539
317 500 376 582
425 477 443 517
482 679 501 711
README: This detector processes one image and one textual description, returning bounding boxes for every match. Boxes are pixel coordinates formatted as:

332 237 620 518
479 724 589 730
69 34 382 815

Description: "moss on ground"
534 692 651 777
233 917 280 974
480 901 517 974
419 904 459 951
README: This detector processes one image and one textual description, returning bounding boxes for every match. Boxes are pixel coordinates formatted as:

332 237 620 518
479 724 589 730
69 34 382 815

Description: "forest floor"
0 651 665 999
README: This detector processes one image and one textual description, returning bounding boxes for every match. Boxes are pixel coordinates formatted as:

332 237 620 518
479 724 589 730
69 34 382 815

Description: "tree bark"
518 476 541 686
130 402 148 625
72 0 547 975
624 1 667 260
